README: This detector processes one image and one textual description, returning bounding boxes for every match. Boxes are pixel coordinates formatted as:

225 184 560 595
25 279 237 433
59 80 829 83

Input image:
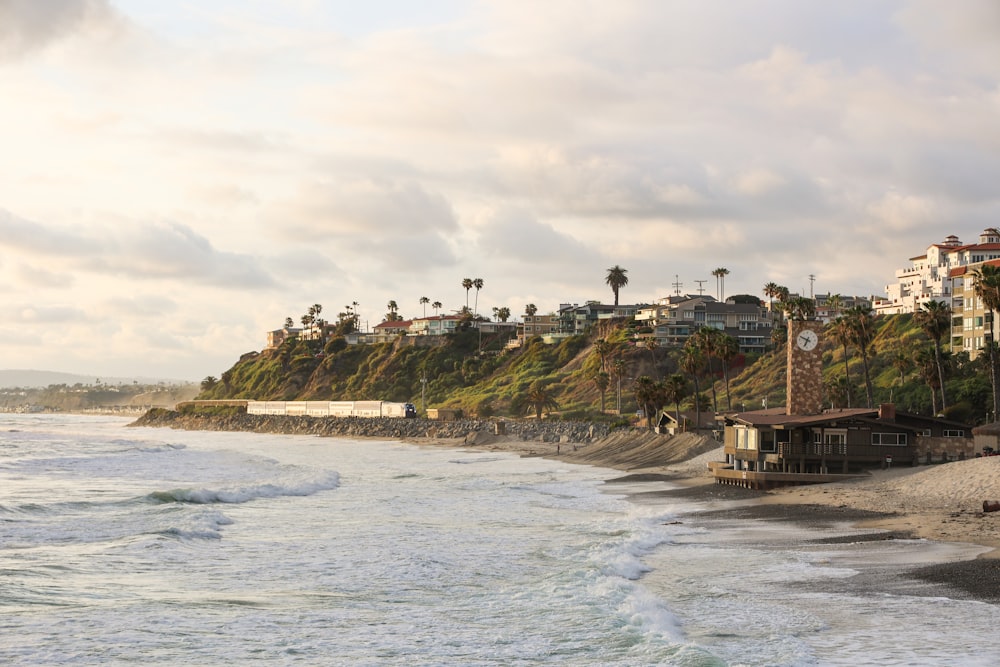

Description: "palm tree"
385 300 400 322
692 327 719 412
915 299 952 412
605 265 629 306
420 296 430 317
892 348 911 386
633 376 663 430
972 264 1000 420
471 278 484 317
525 303 538 317
612 357 628 413
915 345 941 416
831 316 854 408
200 376 218 392
680 342 704 428
763 282 781 322
592 371 610 413
785 296 816 322
495 306 510 322
712 267 730 301
844 305 876 408
284 316 294 329
432 301 442 316
462 278 473 309
663 374 689 430
594 338 612 373
716 332 739 411
523 384 559 419
826 293 843 319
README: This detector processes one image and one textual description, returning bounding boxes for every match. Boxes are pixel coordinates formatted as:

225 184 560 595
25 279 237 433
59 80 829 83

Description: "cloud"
15 264 75 288
0 0 122 60
0 209 274 289
476 207 599 264
18 305 87 323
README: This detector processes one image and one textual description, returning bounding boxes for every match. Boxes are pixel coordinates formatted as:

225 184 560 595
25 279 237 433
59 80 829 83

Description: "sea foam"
147 470 341 504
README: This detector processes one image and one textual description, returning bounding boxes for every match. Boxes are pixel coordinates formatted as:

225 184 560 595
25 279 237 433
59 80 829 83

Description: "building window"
943 430 965 437
872 433 907 446
823 431 846 445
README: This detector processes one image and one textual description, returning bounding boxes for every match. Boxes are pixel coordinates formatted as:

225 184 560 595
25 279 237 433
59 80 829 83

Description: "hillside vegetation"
198 314 993 426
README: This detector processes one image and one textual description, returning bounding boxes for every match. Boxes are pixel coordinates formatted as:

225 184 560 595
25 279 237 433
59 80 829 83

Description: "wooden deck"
711 466 868 490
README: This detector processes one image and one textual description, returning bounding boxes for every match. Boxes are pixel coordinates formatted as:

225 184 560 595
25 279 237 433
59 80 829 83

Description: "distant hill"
0 369 190 388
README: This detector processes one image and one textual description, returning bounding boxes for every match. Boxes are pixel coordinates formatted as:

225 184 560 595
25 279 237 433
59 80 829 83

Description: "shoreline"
125 411 1000 604
404 433 1000 603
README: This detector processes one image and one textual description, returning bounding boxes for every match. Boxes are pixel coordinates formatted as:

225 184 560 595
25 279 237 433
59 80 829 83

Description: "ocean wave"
146 470 341 505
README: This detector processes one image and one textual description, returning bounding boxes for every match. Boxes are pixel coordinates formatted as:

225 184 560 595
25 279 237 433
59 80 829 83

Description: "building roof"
373 319 412 331
730 406 971 432
732 407 878 427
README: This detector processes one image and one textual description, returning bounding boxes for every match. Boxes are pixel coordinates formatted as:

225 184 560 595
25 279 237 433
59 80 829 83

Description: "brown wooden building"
712 404 973 489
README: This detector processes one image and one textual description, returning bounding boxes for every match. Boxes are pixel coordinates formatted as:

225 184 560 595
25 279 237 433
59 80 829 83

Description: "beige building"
949 258 1000 360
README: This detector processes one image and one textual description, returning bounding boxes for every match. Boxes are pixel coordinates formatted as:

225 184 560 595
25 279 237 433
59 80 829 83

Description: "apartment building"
877 228 1000 315
651 296 773 353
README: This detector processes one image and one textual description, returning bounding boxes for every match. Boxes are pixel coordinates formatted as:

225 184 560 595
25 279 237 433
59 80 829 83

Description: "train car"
380 402 417 418
245 400 416 418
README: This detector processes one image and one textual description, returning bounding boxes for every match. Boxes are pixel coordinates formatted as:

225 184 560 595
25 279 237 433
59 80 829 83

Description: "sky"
1 0 999 381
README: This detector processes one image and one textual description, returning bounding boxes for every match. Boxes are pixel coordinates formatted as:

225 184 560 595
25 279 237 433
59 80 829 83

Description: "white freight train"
246 400 417 418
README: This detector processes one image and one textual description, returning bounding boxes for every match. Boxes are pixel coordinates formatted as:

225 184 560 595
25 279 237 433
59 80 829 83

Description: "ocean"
1 413 998 666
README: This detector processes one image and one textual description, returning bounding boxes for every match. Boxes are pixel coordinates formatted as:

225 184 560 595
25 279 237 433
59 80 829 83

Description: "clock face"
796 329 818 351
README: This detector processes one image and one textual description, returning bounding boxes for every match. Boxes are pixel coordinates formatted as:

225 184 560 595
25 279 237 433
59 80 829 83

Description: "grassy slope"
200 314 989 424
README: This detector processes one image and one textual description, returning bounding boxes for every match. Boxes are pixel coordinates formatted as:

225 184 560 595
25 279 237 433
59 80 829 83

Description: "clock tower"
786 319 824 415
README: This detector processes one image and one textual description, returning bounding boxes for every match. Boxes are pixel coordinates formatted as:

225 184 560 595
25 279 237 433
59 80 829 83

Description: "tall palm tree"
472 278 484 318
826 293 843 319
462 278 473 309
712 267 730 301
972 264 1000 420
593 338 612 373
716 332 739 411
680 342 704 428
592 371 610 413
605 265 629 306
692 327 719 412
763 282 780 315
844 305 876 408
633 375 665 430
420 296 430 317
663 374 689 430
915 346 941 416
915 299 952 412
432 301 442 316
831 316 854 408
385 300 400 322
612 357 628 413
785 296 816 322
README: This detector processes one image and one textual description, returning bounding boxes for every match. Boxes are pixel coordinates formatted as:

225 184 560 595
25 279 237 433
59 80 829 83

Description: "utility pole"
672 275 683 296
420 374 428 416
809 274 816 299
694 279 707 295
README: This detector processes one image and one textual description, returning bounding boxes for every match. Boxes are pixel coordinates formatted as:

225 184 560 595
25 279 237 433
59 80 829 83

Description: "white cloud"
0 0 998 377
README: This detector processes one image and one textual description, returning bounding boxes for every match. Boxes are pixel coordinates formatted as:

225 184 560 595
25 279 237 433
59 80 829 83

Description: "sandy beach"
407 430 1000 602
